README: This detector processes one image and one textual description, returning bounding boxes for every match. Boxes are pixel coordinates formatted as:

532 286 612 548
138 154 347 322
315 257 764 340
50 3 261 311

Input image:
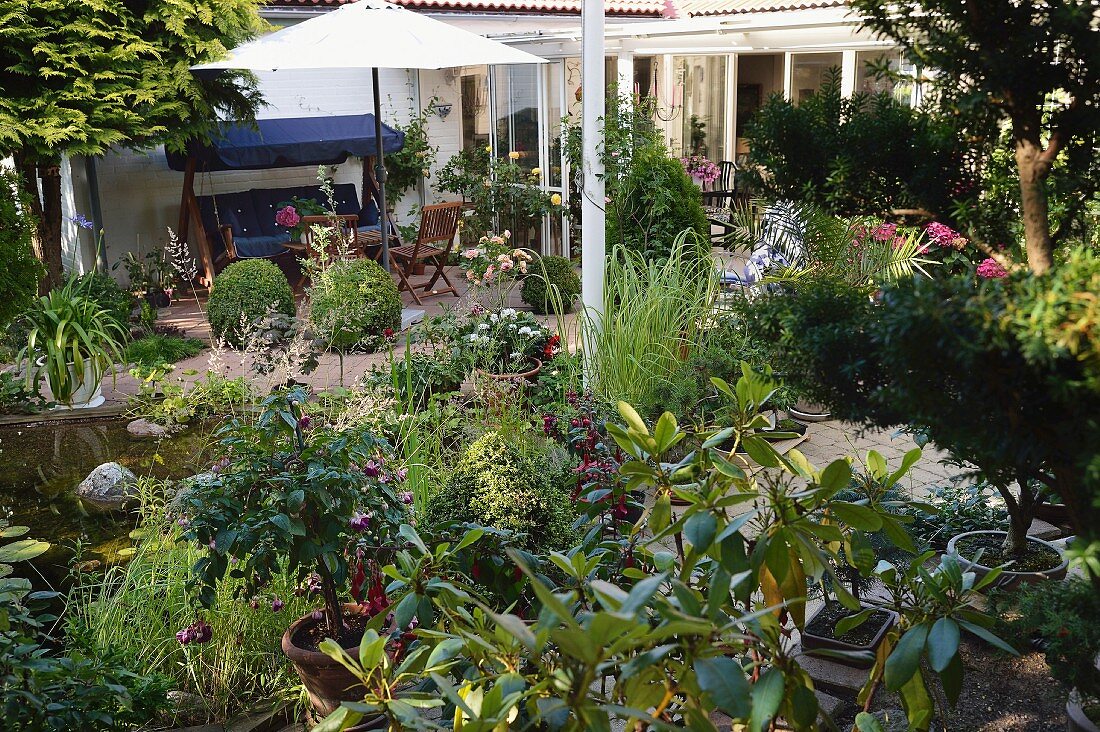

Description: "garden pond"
0 416 212 581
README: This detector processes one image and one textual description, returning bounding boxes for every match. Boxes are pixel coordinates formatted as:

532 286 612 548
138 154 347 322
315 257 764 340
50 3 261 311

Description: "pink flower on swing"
275 205 300 228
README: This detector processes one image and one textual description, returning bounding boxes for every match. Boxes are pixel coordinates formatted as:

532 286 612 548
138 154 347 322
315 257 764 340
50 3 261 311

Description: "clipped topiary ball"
521 255 581 314
425 431 575 553
308 258 401 352
207 259 295 347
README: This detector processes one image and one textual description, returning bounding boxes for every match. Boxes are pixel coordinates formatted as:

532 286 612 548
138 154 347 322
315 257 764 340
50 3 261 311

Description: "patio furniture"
170 114 405 285
195 183 368 266
700 161 738 246
287 213 361 289
389 201 463 305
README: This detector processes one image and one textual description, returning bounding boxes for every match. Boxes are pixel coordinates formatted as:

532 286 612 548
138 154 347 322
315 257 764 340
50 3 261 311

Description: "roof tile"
265 0 670 16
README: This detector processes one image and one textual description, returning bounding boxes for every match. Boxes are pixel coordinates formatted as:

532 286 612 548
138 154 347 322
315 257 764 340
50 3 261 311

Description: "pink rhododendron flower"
976 257 1009 279
872 223 897 241
925 221 967 249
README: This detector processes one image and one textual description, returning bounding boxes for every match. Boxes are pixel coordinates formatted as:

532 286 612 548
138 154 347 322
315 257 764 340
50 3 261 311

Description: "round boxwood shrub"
425 432 575 553
207 259 295 347
521 255 581 314
309 258 401 352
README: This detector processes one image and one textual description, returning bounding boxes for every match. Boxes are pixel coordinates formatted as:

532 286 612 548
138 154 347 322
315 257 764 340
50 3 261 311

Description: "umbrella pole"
372 67 390 272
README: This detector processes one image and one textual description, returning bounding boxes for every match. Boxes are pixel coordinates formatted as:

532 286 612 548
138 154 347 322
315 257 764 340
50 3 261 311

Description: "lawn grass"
125 334 206 366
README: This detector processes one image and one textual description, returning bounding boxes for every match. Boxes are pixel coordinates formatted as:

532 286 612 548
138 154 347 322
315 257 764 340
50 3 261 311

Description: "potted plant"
946 528 1068 589
18 277 126 409
801 450 920 668
680 154 720 189
276 196 326 242
177 389 411 718
457 231 533 309
459 307 553 382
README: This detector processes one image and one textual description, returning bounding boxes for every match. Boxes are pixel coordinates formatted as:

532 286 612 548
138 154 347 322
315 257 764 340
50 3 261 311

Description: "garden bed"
838 637 1067 731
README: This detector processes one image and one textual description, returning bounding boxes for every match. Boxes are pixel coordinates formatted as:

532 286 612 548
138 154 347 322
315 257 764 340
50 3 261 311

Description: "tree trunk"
13 154 48 293
1002 509 1032 559
1014 137 1054 275
12 153 65 291
1001 478 1038 559
39 163 64 289
315 557 343 640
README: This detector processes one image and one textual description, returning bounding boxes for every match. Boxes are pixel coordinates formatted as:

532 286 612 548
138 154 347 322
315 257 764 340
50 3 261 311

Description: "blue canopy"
166 113 404 172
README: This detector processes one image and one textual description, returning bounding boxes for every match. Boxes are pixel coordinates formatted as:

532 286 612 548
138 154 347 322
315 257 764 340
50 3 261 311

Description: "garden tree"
851 0 1100 274
740 259 1100 567
744 69 970 219
0 0 265 288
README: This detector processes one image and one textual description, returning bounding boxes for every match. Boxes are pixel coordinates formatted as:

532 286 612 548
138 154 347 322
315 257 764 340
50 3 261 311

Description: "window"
673 55 727 160
855 50 914 105
460 66 489 151
790 52 843 104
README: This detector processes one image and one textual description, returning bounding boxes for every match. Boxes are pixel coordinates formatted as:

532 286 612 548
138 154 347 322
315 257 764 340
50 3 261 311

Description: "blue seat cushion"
233 234 291 259
356 223 381 234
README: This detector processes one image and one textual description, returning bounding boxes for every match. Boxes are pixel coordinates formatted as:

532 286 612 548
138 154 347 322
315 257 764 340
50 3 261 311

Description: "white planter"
36 357 106 410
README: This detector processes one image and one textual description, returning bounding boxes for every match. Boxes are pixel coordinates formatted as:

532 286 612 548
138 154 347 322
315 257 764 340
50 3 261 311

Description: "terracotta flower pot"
475 357 542 384
946 530 1068 590
281 605 383 725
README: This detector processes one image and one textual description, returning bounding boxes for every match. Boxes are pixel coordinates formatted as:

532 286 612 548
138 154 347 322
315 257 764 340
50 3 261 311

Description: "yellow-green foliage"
425 432 575 553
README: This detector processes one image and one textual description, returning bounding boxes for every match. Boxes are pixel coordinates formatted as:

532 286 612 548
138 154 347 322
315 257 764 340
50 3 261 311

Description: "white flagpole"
580 0 605 380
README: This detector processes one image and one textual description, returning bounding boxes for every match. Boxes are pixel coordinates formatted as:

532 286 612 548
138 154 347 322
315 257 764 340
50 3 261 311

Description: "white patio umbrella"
193 0 546 266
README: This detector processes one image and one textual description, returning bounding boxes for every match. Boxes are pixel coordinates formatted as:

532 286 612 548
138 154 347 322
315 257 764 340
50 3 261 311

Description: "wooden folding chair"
389 201 462 306
288 213 359 289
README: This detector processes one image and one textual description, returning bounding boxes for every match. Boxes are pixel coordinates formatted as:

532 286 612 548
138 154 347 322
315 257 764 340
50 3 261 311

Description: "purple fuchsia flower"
70 213 95 230
400 491 413 505
976 257 1009 279
176 619 213 645
350 512 371 532
298 414 311 430
271 598 285 612
363 460 381 478
275 205 301 228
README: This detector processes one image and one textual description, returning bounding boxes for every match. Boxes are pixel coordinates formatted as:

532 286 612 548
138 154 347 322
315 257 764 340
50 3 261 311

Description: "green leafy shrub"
425 432 575 553
744 68 969 218
0 169 44 331
309 259 401 352
740 259 1100 566
74 272 133 333
902 481 1009 549
521 255 581 314
606 144 710 261
206 260 295 347
654 314 795 422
